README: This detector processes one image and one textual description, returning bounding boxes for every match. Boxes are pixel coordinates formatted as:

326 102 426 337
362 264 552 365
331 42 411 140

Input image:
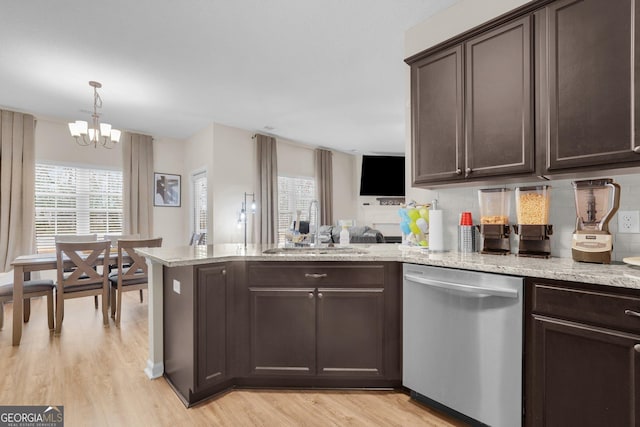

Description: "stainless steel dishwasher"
403 263 523 427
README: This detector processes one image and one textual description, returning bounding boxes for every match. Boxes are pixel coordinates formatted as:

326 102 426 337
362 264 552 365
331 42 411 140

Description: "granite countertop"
137 243 640 290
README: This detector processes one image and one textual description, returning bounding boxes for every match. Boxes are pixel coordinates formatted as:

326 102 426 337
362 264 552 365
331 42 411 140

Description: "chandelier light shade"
68 81 121 148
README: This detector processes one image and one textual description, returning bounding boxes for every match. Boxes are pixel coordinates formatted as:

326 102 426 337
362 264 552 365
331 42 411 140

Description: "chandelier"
68 81 121 148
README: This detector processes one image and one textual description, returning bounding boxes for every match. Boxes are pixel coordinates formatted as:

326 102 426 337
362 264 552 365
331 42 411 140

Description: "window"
34 163 123 252
192 170 207 244
277 175 316 244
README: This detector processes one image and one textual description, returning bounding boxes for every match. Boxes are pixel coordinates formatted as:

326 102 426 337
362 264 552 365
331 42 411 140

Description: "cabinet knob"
221 269 226 276
625 309 640 318
308 292 314 299
456 168 462 175
318 292 323 299
634 146 640 153
635 344 640 353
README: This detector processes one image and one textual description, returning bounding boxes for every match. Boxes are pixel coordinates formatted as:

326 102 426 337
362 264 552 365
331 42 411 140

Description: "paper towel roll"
428 209 444 251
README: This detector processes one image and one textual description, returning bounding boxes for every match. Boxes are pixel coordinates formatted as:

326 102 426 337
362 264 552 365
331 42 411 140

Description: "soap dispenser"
339 226 350 246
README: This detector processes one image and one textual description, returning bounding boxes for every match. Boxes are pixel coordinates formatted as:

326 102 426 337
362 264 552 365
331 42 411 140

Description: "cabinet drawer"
531 282 640 333
248 263 385 287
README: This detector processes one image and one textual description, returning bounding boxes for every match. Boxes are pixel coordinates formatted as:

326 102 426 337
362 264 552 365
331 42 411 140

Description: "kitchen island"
137 243 640 413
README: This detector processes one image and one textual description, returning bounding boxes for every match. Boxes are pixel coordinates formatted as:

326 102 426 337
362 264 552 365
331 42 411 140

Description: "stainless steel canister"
458 225 476 253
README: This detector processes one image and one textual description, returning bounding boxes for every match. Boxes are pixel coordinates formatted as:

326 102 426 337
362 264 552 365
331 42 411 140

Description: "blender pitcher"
571 178 620 264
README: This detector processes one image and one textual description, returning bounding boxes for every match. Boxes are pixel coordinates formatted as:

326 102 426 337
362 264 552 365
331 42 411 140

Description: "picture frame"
154 172 181 207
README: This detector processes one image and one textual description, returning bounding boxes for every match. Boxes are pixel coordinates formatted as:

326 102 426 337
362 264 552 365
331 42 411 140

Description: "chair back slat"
54 234 98 243
104 234 140 248
117 238 163 283
189 233 201 246
56 241 110 289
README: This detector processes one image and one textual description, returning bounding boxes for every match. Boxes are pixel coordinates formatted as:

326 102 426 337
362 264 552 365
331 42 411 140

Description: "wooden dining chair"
55 234 100 308
189 232 201 246
103 234 140 248
55 240 111 335
104 234 143 302
109 238 162 327
54 234 98 243
0 279 55 331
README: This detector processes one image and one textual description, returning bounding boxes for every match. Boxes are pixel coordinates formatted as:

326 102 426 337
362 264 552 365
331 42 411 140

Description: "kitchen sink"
262 246 368 255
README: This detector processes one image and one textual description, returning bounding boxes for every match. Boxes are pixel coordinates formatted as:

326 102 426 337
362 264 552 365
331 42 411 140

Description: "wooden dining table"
10 251 122 346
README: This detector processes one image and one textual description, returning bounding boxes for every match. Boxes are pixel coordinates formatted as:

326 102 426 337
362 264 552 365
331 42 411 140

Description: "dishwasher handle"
404 273 519 299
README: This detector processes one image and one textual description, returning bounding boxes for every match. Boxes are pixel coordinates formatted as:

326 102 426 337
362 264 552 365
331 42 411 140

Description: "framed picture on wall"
154 172 181 207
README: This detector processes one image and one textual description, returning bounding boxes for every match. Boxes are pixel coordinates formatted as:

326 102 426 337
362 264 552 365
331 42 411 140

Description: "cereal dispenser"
478 188 511 254
513 185 553 258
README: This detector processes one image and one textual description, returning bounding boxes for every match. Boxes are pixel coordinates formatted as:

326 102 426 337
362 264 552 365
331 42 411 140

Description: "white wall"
211 124 255 244
183 124 214 244
405 0 533 58
403 0 640 261
32 117 360 248
35 116 122 168
278 139 315 177
332 151 358 223
152 136 186 248
178 123 359 245
35 117 186 248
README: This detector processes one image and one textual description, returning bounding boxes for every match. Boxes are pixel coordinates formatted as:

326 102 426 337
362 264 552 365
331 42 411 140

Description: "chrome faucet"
308 199 320 246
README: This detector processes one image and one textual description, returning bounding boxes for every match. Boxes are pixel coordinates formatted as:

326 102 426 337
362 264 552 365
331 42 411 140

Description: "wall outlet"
617 210 640 233
172 279 181 294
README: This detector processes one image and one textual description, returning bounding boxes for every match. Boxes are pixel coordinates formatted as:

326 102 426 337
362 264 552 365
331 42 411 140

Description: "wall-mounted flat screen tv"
359 155 405 197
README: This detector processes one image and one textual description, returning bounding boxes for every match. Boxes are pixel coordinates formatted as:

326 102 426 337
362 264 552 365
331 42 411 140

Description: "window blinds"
35 164 123 252
277 176 316 244
192 171 207 244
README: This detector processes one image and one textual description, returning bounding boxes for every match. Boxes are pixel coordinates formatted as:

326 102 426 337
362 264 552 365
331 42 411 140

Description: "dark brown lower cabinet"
240 262 401 387
196 265 230 389
526 279 640 426
163 260 401 406
248 286 385 378
316 288 384 377
163 263 233 406
249 287 316 375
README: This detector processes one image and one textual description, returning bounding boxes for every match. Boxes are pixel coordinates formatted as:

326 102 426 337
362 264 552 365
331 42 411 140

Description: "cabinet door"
543 0 640 171
411 45 464 185
465 16 534 179
196 265 229 390
249 287 316 375
528 315 640 426
316 288 384 377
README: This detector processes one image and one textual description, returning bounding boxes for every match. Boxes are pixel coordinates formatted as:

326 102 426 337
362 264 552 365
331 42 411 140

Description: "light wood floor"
0 294 468 427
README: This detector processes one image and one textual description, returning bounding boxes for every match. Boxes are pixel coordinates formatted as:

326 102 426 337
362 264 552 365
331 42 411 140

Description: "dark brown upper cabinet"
409 16 533 186
538 0 640 173
408 0 640 187
411 45 464 184
465 16 534 179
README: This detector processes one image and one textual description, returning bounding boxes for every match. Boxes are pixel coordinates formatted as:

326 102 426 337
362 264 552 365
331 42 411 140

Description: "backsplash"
408 173 640 261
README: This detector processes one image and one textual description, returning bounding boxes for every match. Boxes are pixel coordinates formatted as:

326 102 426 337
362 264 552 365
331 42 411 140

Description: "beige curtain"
315 148 333 226
0 110 36 272
122 132 154 238
255 134 278 244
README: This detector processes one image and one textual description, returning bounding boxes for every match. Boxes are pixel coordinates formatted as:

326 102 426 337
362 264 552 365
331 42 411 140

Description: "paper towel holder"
427 199 448 253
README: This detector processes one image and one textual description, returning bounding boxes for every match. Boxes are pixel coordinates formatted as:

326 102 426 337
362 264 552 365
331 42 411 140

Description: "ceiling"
0 0 458 154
